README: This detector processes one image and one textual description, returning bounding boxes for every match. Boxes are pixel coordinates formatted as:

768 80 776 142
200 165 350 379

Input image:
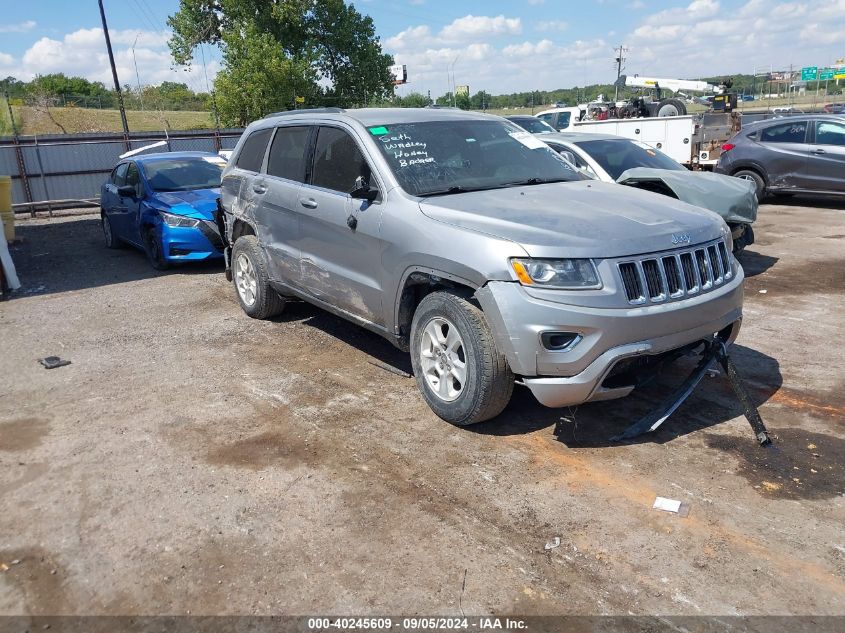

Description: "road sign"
819 68 835 81
295 96 305 103
836 72 845 80
801 66 818 81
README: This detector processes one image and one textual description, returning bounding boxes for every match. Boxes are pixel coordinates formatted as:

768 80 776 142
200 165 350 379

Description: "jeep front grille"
617 238 733 305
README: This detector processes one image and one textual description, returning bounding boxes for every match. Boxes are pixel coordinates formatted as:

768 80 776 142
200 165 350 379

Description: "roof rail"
264 107 345 118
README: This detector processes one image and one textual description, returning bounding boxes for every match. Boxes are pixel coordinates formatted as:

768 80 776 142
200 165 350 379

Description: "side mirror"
117 185 137 198
350 175 378 201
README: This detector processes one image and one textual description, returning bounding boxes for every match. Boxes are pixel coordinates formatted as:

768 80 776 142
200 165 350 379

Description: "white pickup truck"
536 108 739 169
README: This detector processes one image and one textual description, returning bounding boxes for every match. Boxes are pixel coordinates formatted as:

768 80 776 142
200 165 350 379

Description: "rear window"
236 128 272 172
267 126 310 182
574 139 685 180
759 121 807 144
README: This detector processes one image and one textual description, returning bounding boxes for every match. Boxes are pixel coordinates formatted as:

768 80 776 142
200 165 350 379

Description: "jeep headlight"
160 211 200 228
510 258 601 289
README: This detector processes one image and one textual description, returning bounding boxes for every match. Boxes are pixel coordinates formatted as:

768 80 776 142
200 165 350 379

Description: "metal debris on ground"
367 359 412 378
544 537 561 550
38 356 71 369
653 497 691 517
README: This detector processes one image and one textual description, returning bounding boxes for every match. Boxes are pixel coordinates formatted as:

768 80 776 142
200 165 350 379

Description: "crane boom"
617 75 721 93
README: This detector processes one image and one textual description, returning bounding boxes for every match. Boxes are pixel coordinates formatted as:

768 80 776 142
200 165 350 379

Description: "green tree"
394 92 431 108
167 0 394 115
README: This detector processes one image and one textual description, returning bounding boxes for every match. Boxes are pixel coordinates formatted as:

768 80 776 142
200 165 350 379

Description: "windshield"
575 139 685 180
508 117 556 134
368 119 579 196
142 157 225 192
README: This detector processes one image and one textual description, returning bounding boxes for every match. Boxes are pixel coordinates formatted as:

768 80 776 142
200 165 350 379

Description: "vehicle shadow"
764 194 845 209
269 298 784 447
738 250 778 277
8 217 224 297
471 344 783 448
270 300 414 375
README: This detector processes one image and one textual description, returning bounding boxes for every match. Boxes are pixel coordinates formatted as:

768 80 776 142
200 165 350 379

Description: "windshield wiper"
417 186 474 197
501 177 572 187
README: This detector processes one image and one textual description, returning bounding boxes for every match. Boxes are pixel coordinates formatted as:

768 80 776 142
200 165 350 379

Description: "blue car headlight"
160 211 200 228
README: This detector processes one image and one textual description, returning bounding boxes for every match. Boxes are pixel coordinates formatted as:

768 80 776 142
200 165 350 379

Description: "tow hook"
611 339 772 446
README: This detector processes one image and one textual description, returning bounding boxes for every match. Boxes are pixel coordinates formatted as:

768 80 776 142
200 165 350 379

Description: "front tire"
143 225 170 271
231 235 285 319
410 291 514 426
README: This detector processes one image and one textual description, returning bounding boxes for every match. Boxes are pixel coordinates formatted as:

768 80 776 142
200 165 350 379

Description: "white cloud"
0 21 36 34
535 20 569 32
4 27 217 91
440 15 522 41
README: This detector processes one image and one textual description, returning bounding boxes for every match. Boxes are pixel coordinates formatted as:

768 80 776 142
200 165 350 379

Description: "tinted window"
816 121 845 146
760 121 807 144
555 112 571 129
142 157 224 192
538 114 554 125
267 126 310 182
125 163 141 195
574 139 685 180
112 163 128 185
369 119 578 196
508 117 556 134
311 127 370 193
236 128 272 172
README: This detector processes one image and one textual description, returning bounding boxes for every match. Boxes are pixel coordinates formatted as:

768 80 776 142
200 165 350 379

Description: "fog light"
540 331 581 351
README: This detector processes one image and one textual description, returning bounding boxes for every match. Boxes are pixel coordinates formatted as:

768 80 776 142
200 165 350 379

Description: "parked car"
535 106 583 131
715 114 845 198
538 132 758 254
100 151 226 270
220 108 742 426
505 115 557 134
823 103 845 114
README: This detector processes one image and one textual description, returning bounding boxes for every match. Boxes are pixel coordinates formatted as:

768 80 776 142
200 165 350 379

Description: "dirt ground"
1 200 844 617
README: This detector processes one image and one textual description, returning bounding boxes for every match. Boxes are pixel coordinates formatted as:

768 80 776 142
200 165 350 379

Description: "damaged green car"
539 132 758 255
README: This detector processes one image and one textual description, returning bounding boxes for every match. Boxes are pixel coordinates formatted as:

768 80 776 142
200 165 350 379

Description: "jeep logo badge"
672 233 691 245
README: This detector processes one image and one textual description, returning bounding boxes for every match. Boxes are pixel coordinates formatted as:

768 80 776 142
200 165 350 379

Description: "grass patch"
12 106 214 135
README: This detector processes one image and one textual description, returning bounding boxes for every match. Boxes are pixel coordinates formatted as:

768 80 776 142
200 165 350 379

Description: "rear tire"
231 235 285 319
733 169 765 200
410 291 514 426
101 212 122 249
657 98 687 117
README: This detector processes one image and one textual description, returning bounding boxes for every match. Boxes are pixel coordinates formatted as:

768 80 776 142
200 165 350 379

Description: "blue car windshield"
142 158 224 192
367 119 579 196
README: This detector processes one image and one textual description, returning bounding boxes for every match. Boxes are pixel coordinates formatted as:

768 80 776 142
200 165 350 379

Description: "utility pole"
131 35 143 111
98 0 130 150
613 44 627 101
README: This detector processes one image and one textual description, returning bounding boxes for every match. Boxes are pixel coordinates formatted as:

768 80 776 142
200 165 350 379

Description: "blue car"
100 151 226 270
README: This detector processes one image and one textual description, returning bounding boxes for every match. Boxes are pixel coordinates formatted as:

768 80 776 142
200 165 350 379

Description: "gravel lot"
1 200 843 616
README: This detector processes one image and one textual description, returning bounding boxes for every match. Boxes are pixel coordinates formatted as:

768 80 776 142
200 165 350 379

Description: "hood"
419 180 727 259
617 168 757 225
149 188 220 220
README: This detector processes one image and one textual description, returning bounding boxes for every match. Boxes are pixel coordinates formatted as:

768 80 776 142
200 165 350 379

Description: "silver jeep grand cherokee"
220 107 743 426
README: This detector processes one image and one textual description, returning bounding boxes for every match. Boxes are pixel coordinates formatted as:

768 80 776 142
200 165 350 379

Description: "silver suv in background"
716 114 845 198
220 108 743 426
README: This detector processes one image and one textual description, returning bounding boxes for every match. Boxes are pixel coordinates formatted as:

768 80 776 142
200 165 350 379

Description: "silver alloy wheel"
738 174 755 182
419 316 467 402
235 252 258 307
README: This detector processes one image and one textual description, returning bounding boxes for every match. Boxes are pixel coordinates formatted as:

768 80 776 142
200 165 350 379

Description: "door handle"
299 198 318 209
811 148 826 155
252 184 267 194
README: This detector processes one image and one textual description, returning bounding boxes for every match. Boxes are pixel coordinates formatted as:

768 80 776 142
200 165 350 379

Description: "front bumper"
161 220 224 261
475 272 744 408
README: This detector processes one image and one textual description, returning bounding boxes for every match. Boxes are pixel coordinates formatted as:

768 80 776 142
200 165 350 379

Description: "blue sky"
1 0 843 96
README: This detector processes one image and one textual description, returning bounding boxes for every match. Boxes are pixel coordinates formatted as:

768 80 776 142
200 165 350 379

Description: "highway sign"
801 66 818 81
819 68 835 81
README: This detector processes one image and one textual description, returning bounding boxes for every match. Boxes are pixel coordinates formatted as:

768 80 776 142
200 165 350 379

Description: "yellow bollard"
0 175 13 241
